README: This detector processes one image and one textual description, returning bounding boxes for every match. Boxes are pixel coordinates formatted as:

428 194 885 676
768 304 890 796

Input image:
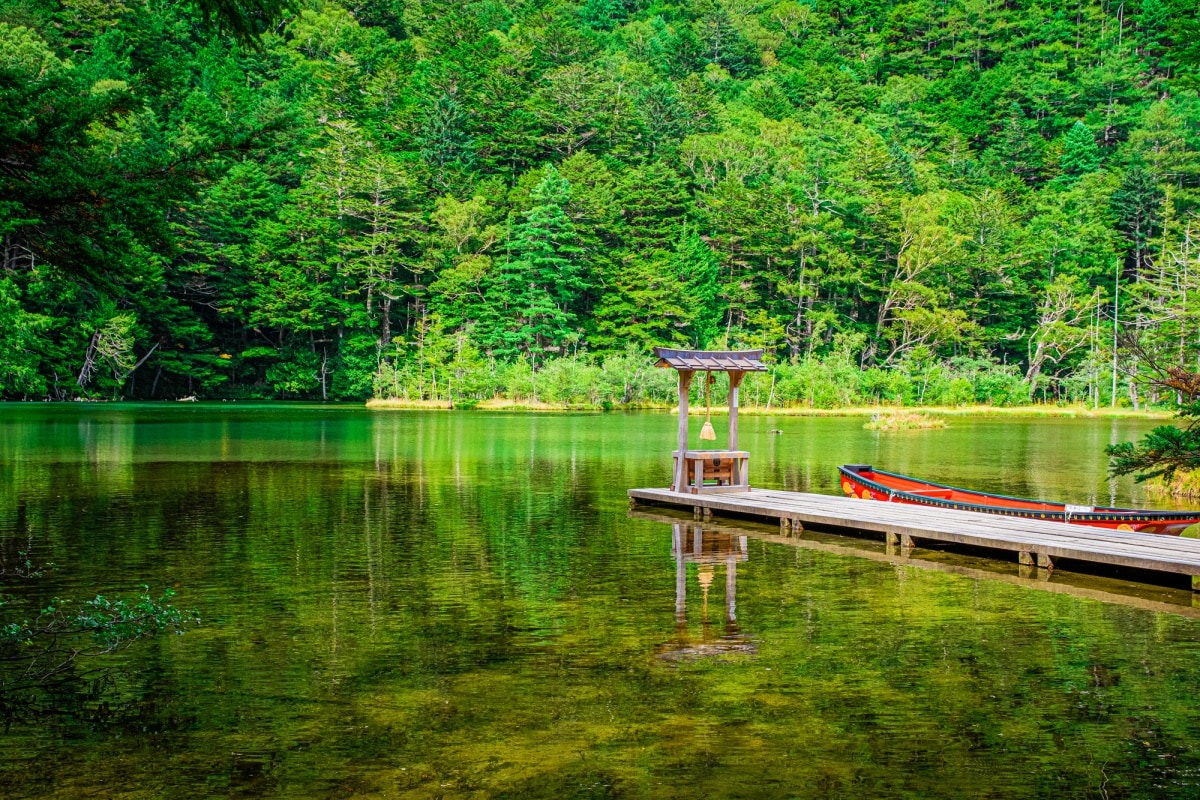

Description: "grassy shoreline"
366 398 1173 419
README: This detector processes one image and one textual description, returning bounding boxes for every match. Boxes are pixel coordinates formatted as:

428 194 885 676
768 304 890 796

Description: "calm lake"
3 405 1200 798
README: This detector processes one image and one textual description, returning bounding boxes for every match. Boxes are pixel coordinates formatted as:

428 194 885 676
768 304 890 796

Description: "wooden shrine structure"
653 347 767 495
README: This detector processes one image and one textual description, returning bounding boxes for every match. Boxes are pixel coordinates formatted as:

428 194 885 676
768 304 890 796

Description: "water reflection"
7 407 1200 799
635 508 1200 619
657 523 756 661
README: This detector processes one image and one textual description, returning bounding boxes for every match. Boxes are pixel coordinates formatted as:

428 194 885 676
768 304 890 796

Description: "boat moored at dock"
838 464 1200 535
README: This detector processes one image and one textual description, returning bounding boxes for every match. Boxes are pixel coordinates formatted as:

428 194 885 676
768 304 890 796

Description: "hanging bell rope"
700 371 717 441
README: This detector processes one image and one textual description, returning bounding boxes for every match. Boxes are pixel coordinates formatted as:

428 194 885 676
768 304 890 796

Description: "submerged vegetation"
2 0 1200 406
0 575 198 705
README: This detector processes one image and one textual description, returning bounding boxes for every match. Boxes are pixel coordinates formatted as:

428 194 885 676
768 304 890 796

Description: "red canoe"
838 464 1200 535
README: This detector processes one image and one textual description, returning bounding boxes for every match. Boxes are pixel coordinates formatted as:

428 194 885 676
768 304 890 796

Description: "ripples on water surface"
2 404 1200 798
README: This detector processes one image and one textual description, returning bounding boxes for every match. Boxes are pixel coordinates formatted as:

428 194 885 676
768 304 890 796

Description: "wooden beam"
728 371 744 451
675 371 693 493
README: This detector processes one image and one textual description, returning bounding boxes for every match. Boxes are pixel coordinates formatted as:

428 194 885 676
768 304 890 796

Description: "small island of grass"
864 412 947 432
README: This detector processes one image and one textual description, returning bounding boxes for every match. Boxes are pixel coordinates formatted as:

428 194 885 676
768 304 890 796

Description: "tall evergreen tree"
486 166 585 358
1112 160 1166 278
671 224 723 348
1059 121 1102 183
417 90 477 188
616 163 691 251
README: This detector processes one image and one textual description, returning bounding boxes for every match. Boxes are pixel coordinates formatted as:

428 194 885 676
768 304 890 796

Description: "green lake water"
2 404 1200 798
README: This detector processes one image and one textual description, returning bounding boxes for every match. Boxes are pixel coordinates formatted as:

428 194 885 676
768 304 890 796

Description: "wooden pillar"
673 524 686 625
728 371 744 451
726 556 737 624
1036 552 1054 571
1018 551 1034 566
675 371 693 493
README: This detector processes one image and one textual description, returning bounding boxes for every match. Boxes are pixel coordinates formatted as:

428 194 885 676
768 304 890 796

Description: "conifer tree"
592 254 692 349
671 225 723 348
417 91 477 188
1112 160 1166 278
579 0 625 31
693 0 761 77
617 163 690 250
1059 121 1102 183
991 102 1045 183
487 166 585 359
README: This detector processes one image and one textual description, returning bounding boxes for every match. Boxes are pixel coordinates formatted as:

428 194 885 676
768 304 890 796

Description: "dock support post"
702 506 713 521
1036 552 1054 571
674 371 693 493
629 496 638 510
885 531 899 546
693 506 702 520
1192 575 1199 592
1018 551 1034 566
901 534 915 549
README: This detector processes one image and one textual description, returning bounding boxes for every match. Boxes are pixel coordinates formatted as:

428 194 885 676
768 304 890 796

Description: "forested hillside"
3 0 1199 404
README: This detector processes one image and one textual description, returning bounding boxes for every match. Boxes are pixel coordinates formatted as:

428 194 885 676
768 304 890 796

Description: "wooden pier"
628 487 1200 590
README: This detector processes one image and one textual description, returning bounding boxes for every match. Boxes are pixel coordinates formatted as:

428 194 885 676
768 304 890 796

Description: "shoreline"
365 398 1174 419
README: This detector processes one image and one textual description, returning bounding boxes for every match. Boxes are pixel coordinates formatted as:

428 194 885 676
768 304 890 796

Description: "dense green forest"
2 0 1200 404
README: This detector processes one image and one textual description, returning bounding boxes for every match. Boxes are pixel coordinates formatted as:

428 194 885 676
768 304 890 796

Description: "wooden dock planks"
628 486 1200 586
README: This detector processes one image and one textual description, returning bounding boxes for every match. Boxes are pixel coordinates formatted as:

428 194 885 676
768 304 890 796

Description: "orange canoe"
838 464 1200 535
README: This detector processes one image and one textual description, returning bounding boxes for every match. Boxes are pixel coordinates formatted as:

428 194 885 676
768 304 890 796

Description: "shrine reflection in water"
658 523 757 661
